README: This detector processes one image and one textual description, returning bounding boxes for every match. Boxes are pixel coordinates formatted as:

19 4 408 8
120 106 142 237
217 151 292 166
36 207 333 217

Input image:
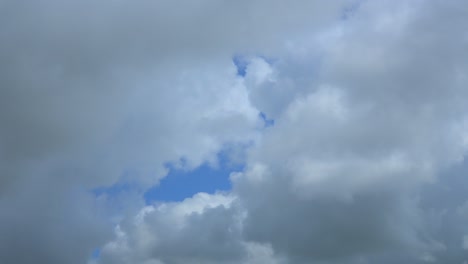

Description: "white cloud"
99 193 244 264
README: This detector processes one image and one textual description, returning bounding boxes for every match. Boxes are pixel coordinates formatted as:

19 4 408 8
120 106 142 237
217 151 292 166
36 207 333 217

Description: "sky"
1 0 468 263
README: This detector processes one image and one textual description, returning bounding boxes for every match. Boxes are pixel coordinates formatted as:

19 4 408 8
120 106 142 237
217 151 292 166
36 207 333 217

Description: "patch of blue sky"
91 248 101 260
259 111 275 128
91 144 251 205
232 55 276 128
143 148 246 204
232 54 249 76
87 247 101 263
232 53 277 77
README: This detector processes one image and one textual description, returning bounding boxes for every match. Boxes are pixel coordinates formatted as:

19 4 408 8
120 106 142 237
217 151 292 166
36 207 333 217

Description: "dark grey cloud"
0 169 111 264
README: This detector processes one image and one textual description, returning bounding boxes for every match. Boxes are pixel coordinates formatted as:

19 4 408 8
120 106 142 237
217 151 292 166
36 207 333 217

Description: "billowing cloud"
1 0 468 264
237 1 468 262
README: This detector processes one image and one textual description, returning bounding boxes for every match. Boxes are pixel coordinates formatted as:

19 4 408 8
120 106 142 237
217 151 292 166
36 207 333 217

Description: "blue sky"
143 149 245 203
232 55 249 76
91 149 244 204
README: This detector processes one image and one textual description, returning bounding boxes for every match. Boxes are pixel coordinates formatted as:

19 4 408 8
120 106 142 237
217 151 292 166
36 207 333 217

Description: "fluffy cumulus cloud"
1 0 468 263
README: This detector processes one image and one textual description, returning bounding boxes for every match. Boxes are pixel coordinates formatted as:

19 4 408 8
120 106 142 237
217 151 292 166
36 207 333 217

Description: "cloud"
0 0 345 188
233 1 468 262
2 0 468 264
0 174 111 264
99 193 243 264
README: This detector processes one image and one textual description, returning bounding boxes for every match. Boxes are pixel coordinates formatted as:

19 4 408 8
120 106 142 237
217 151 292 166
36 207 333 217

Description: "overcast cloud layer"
1 0 468 263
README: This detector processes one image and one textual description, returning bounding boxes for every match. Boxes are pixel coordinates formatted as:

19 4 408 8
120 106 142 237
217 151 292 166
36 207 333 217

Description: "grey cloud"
100 0 468 262
3 0 468 264
0 0 345 187
0 171 111 264
233 1 468 263
238 180 421 261
4 0 347 262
